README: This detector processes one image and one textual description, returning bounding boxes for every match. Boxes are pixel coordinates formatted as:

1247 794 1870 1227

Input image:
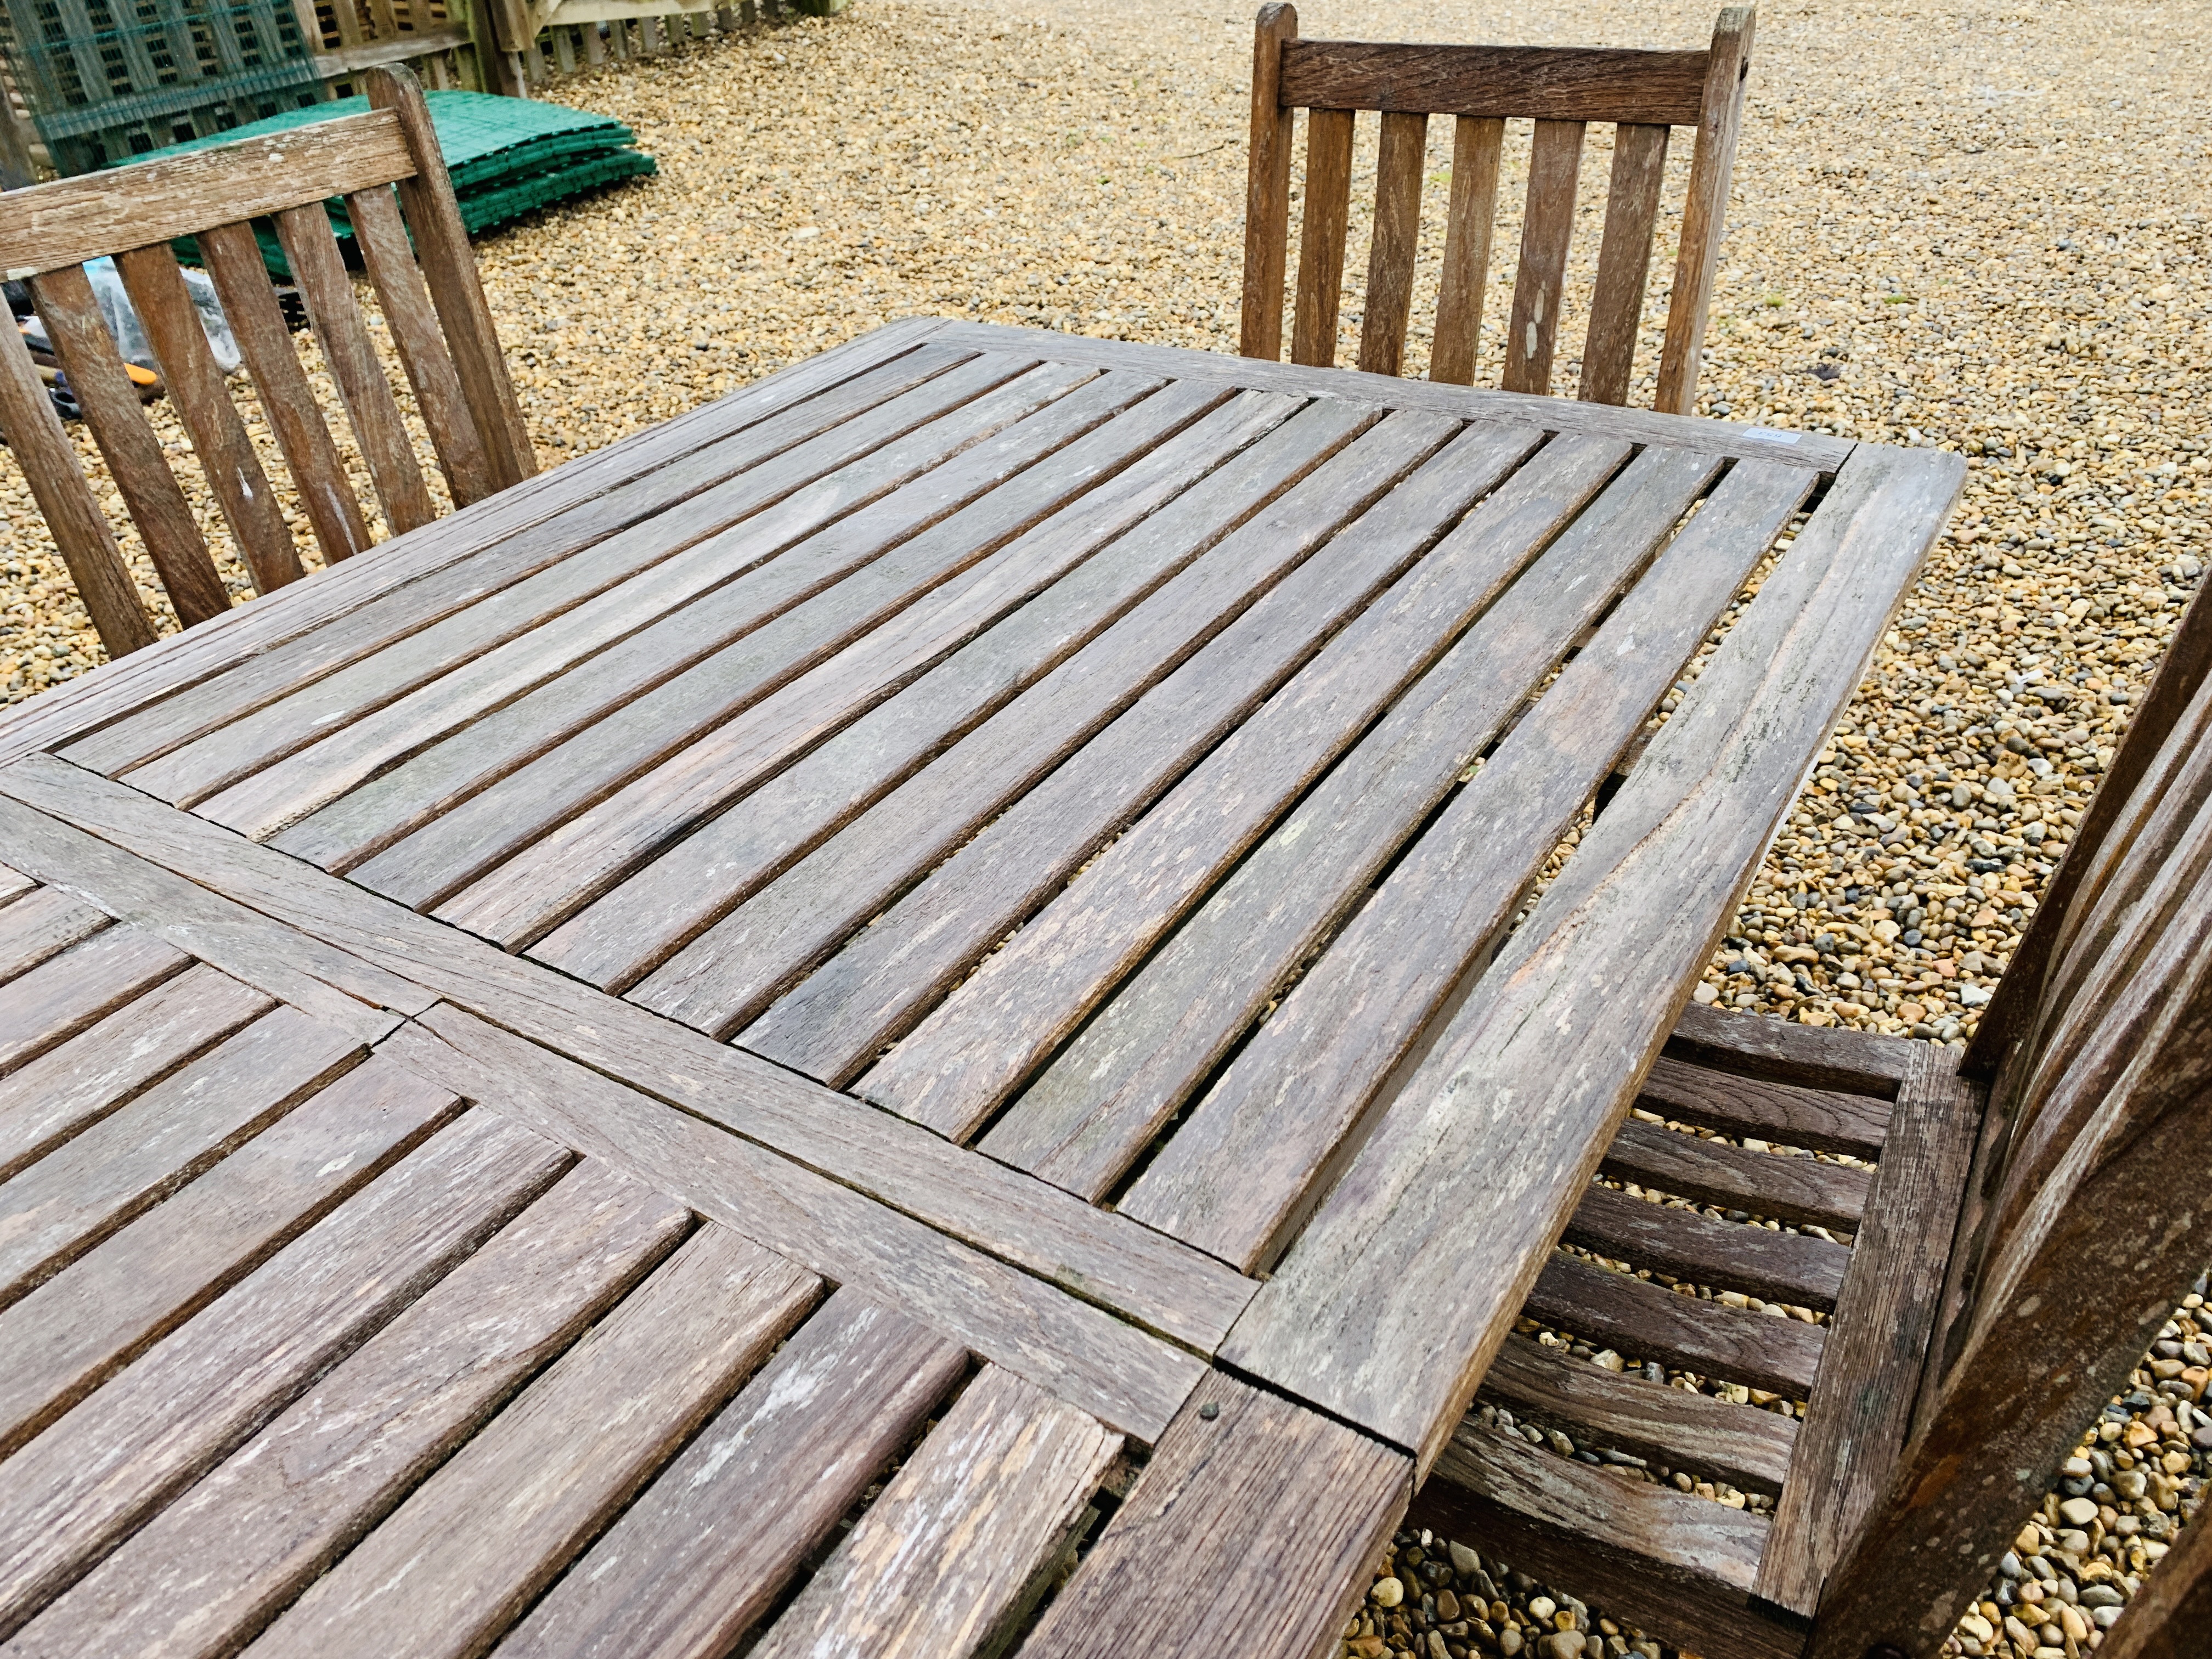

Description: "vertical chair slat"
0 316 155 657
1502 119 1586 397
1289 106 1355 369
1238 1 1299 362
1355 110 1427 377
113 242 304 597
1654 4 1754 414
196 219 375 566
1429 115 1503 387
1578 122 1671 405
552 25 576 72
273 203 438 537
346 183 497 507
365 65 537 493
583 20 606 64
28 264 228 627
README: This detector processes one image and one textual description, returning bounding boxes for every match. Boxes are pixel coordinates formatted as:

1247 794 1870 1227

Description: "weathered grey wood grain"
884 434 1663 1159
2 1159 685 1659
0 1006 362 1307
386 1010 1204 1440
437 399 1398 960
245 1224 821 1659
0 887 109 982
1479 1333 1798 1494
0 865 29 906
1652 8 1753 415
0 791 426 1044
1637 1051 1893 1160
0 1058 455 1463
1562 1182 1849 1312
529 389 1324 992
0 1111 565 1642
749 1365 1121 1659
735 414 1520 1084
1429 115 1504 385
127 349 1035 812
211 359 1108 846
496 1291 968 1659
634 410 1462 1052
0 758 1254 1358
1755 1045 1979 1615
8 323 960 778
0 966 270 1183
269 365 1175 874
1666 1001 1911 1102
328 373 1216 914
926 321 1855 471
1020 1370 1409 1659
1123 458 1810 1269
1525 1251 1824 1397
1415 1421 1797 1659
1599 1118 1872 1232
1221 445 1960 1473
0 927 189 1080
1279 38 1708 125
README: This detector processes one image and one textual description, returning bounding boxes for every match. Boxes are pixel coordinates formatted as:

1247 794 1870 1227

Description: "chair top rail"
0 110 414 280
1278 40 1711 126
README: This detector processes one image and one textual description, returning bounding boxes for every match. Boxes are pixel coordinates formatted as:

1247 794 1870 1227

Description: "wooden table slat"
531 385 1330 993
0 887 110 984
204 358 1109 845
1120 457 1814 1270
1637 1052 1894 1160
749 1364 1122 1659
1220 443 1961 1472
1523 1251 1826 1399
0 966 272 1183
1018 1370 1410 1659
337 369 1210 918
738 413 1534 1084
388 1008 1206 1439
495 1290 968 1659
4 1159 686 1659
269 365 1190 877
54 332 971 782
0 758 1256 1359
915 434 1676 1167
623 407 1453 1042
0 1110 561 1643
0 1006 364 1306
243 1222 819 1659
0 1057 455 1463
0 927 192 1081
1561 1182 1850 1313
126 348 1039 814
1600 1118 1874 1233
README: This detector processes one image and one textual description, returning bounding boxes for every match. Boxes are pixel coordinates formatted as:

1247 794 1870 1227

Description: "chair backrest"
1239 2 1753 411
0 65 534 662
1806 582 2212 1655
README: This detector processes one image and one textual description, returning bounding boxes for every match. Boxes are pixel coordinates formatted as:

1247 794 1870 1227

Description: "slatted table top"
0 318 1962 1657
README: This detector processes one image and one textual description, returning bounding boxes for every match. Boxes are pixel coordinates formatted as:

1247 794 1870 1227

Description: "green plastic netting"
144 90 656 275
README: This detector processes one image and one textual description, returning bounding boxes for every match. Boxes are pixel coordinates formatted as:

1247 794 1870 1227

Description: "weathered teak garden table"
0 319 1961 1657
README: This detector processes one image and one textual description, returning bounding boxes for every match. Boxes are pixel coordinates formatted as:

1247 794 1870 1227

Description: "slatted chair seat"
0 66 534 663
1239 3 1752 409
1413 582 2212 1658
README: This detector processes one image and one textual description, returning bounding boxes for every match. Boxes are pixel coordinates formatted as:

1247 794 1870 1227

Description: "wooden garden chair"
1410 579 2212 1657
0 65 534 664
1239 2 1752 410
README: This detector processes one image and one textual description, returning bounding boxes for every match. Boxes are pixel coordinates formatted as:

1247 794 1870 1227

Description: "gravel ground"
0 0 2206 1651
